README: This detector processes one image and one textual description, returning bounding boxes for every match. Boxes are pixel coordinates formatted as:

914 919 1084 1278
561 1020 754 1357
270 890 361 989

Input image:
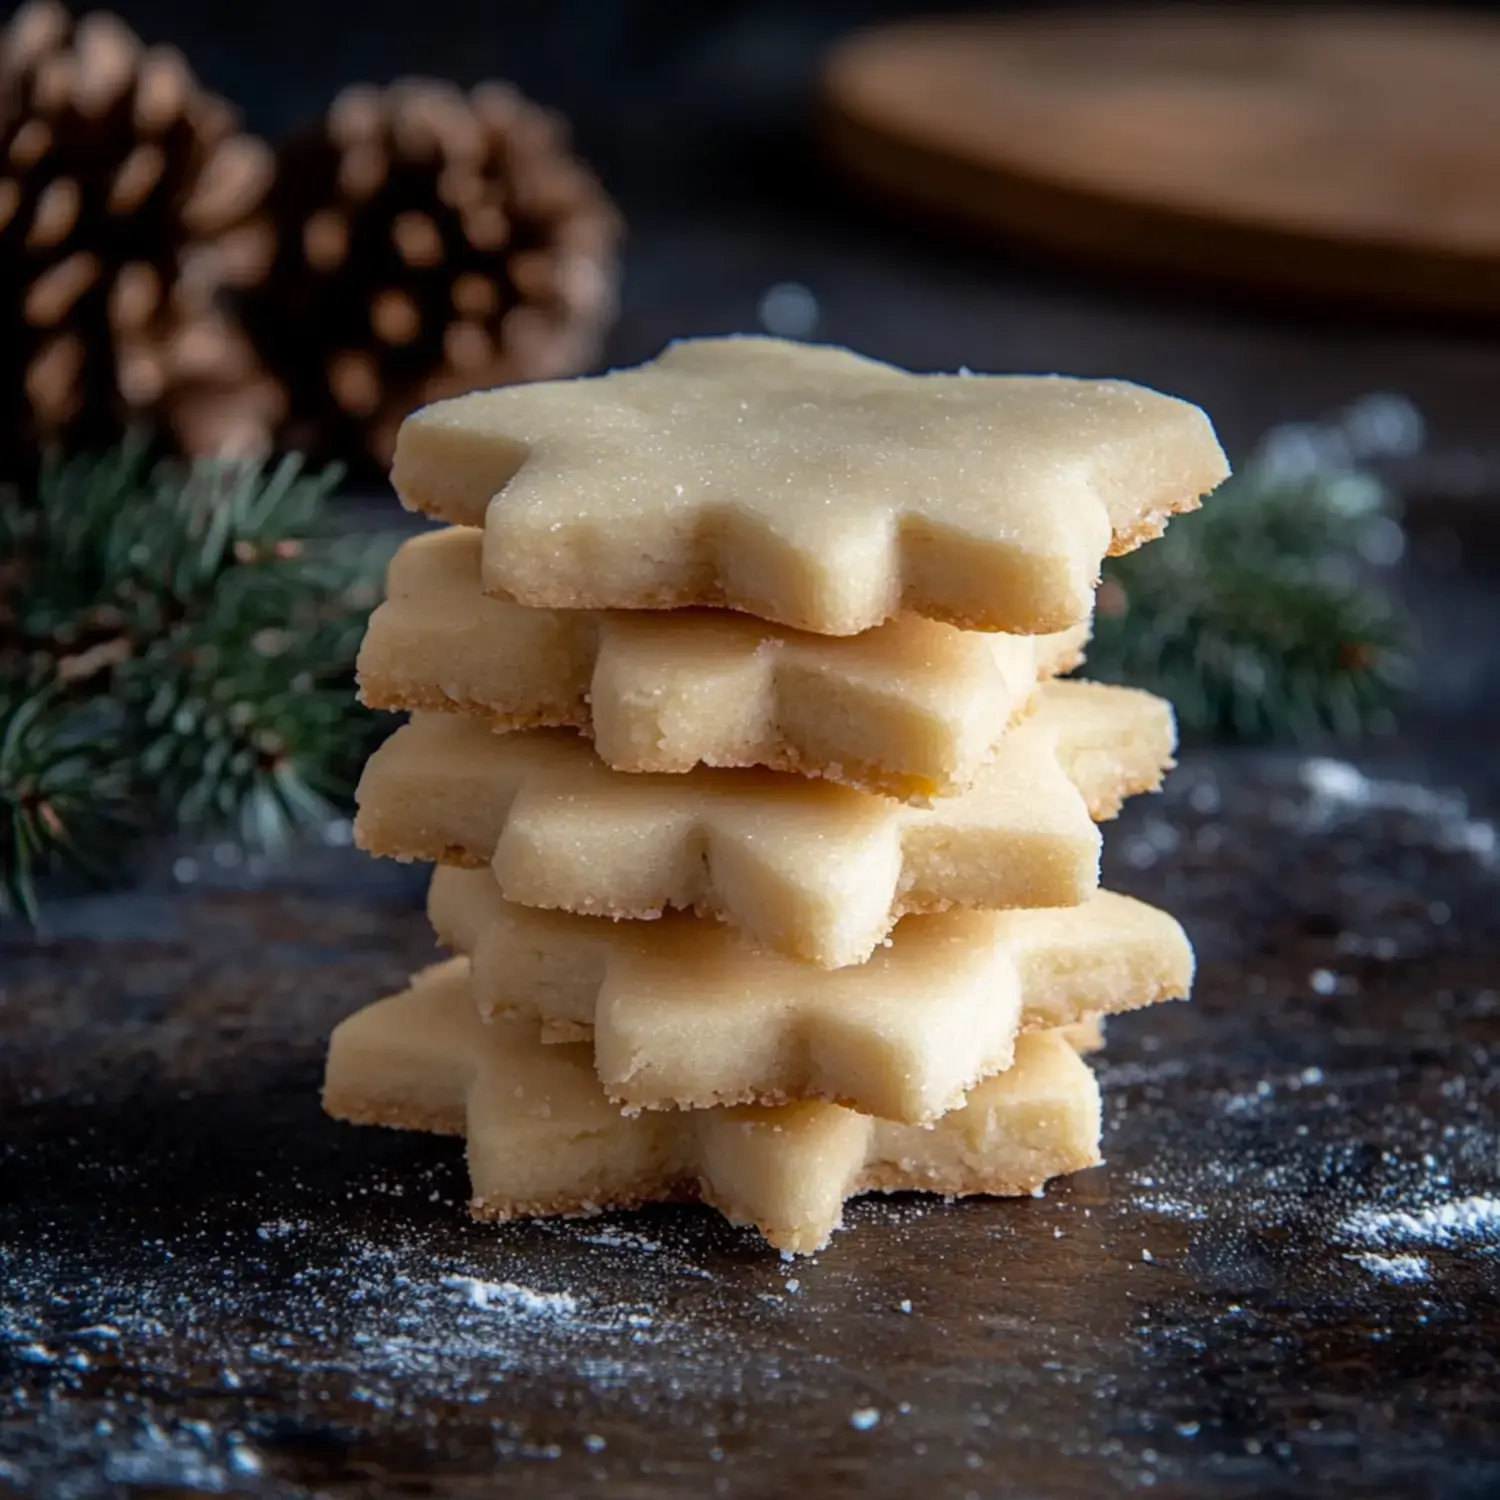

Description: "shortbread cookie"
356 526 1088 801
392 336 1229 636
428 867 1192 1122
357 680 1173 968
324 958 1103 1254
1062 1016 1106 1054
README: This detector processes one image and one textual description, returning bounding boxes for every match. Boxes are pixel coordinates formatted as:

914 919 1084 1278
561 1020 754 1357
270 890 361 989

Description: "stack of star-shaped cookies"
326 337 1228 1254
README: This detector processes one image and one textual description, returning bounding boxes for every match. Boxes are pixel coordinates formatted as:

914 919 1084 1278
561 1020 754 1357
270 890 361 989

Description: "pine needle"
0 398 1418 920
0 437 393 922
1086 396 1415 742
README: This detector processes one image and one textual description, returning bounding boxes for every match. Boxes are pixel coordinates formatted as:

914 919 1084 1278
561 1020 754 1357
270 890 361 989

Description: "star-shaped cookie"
356 679 1173 968
356 526 1088 800
392 337 1229 636
324 958 1103 1254
428 867 1192 1123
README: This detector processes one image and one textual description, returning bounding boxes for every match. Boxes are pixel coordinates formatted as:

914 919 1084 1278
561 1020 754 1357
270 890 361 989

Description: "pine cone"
238 78 622 469
0 1 279 470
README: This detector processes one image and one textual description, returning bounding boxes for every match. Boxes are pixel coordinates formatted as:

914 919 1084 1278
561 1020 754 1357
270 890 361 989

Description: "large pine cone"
0 1 279 470
238 78 622 469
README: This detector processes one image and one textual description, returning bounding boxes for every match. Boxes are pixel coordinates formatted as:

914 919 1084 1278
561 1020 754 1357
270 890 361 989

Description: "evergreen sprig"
0 399 1418 920
1086 398 1414 742
0 436 393 920
0 683 134 922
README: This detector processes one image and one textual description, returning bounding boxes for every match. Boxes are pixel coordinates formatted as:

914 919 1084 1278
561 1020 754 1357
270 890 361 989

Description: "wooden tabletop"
5 18 1500 1482
4 725 1499 1495
822 9 1500 319
5 257 1500 1498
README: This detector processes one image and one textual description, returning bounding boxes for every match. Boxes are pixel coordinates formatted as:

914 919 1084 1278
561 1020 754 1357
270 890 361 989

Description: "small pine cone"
238 77 622 469
0 0 277 469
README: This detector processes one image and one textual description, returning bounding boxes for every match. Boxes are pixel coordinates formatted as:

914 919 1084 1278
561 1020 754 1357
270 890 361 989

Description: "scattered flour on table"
255 1219 308 1240
441 1277 579 1316
1298 759 1498 867
1345 1253 1430 1284
568 1227 665 1252
0 1218 732 1403
0 1213 763 1493
1337 1195 1500 1250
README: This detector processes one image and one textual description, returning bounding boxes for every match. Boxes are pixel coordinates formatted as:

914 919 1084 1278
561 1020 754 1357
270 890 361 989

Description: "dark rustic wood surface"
4 306 1500 1500
5 17 1500 1483
822 10 1500 320
4 728 1499 1498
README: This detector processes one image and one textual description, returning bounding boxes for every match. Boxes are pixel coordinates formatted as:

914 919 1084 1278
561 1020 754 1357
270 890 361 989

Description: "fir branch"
0 399 1423 919
1086 397 1416 742
0 437 394 920
0 682 133 921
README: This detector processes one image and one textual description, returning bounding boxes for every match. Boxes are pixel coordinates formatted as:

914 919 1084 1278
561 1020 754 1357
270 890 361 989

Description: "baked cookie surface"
356 679 1174 968
324 957 1105 1254
428 869 1193 1123
392 336 1228 636
357 526 1088 800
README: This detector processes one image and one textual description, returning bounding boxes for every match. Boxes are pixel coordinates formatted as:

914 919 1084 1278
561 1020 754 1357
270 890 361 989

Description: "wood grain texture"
823 9 1500 318
3 747 1497 1496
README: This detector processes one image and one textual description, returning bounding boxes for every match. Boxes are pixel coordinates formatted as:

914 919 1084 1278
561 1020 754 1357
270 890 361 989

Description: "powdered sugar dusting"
1299 758 1498 866
1338 1195 1500 1251
1346 1253 1430 1284
442 1276 579 1316
0 1201 825 1490
0 1212 737 1405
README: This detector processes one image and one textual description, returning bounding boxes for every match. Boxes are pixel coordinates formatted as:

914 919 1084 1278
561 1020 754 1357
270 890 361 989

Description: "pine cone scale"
0 0 274 466
237 75 620 469
1 10 620 470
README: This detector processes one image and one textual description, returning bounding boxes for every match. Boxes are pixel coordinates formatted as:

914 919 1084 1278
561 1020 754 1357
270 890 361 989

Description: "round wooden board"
822 8 1500 319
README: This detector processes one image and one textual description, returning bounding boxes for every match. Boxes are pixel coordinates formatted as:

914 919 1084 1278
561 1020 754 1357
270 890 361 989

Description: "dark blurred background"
51 0 1500 456
65 0 1494 726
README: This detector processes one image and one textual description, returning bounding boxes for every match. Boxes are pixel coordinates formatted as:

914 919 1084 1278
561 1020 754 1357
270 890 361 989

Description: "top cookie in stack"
335 336 1226 1253
388 336 1225 638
